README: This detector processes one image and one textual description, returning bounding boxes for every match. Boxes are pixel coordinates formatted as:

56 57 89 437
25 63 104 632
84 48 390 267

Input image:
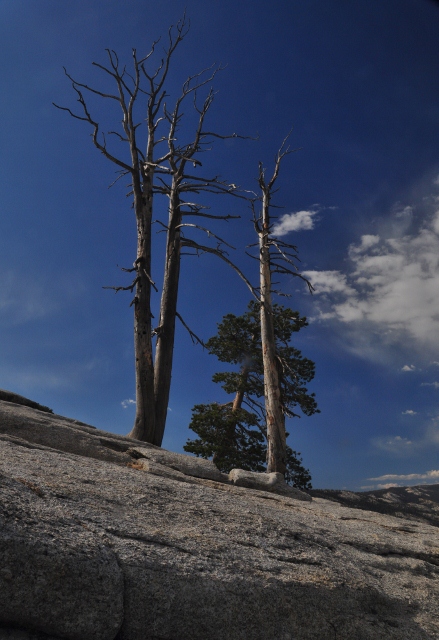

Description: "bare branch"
244 251 260 261
181 239 258 299
269 240 300 266
62 67 119 100
176 223 236 249
103 277 140 294
175 312 206 346
118 264 136 273
257 129 302 194
153 219 169 231
270 265 314 293
182 210 240 221
108 130 129 143
53 81 133 173
199 131 258 142
129 258 159 292
108 169 130 189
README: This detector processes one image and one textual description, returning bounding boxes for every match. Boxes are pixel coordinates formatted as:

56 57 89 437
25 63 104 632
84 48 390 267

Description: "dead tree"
54 16 254 445
251 134 312 474
150 75 256 445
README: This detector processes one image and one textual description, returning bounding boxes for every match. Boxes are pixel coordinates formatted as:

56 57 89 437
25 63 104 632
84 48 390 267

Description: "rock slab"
1 398 439 639
0 469 123 640
229 468 312 500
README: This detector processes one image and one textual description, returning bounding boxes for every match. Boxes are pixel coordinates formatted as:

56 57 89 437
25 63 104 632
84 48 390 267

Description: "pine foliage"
184 301 318 490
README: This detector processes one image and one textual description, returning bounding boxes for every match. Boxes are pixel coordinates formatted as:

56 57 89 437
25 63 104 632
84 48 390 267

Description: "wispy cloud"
0 268 86 326
0 270 58 324
271 208 319 236
301 270 356 296
371 435 415 456
0 357 110 393
361 467 439 490
121 398 136 409
369 469 439 483
375 483 401 489
421 381 439 388
371 417 439 458
348 234 380 254
402 409 417 415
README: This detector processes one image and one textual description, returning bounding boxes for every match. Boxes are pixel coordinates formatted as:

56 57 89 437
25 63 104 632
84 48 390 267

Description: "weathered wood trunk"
211 366 249 466
231 363 250 412
259 193 286 475
153 185 182 446
128 167 156 442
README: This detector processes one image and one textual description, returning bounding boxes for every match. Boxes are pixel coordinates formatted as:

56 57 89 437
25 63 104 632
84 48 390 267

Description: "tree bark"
153 185 182 446
232 364 250 411
128 166 156 442
259 191 286 474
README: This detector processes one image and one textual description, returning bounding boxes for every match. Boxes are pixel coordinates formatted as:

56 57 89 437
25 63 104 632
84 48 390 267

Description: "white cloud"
271 209 318 236
421 381 439 388
349 234 380 255
302 270 355 295
121 398 136 409
360 483 402 490
402 365 416 371
304 177 439 358
375 483 401 489
402 410 417 415
371 435 415 456
362 468 439 490
369 469 439 483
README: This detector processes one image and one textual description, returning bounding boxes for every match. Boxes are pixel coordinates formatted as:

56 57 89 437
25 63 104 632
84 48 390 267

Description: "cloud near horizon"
361 468 439 490
370 469 439 483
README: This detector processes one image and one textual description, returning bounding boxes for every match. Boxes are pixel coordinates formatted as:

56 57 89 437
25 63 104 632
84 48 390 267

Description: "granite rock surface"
1 394 439 639
311 485 439 529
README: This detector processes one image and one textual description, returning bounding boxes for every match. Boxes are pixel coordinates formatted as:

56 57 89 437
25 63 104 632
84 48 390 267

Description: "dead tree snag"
54 16 254 445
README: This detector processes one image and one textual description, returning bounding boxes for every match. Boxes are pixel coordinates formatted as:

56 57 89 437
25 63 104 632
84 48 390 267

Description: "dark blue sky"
1 0 439 490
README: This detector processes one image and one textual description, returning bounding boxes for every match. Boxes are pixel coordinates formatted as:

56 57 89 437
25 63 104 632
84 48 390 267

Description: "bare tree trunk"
153 186 181 446
259 192 287 475
54 25 254 447
128 169 156 442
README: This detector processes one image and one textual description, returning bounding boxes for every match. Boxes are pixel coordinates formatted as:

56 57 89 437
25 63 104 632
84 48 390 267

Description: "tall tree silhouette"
54 16 254 444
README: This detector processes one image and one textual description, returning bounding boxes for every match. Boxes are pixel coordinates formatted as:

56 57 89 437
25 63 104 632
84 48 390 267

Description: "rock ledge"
1 394 439 640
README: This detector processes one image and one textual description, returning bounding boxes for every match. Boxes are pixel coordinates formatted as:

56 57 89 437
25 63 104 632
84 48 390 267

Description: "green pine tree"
184 301 318 490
